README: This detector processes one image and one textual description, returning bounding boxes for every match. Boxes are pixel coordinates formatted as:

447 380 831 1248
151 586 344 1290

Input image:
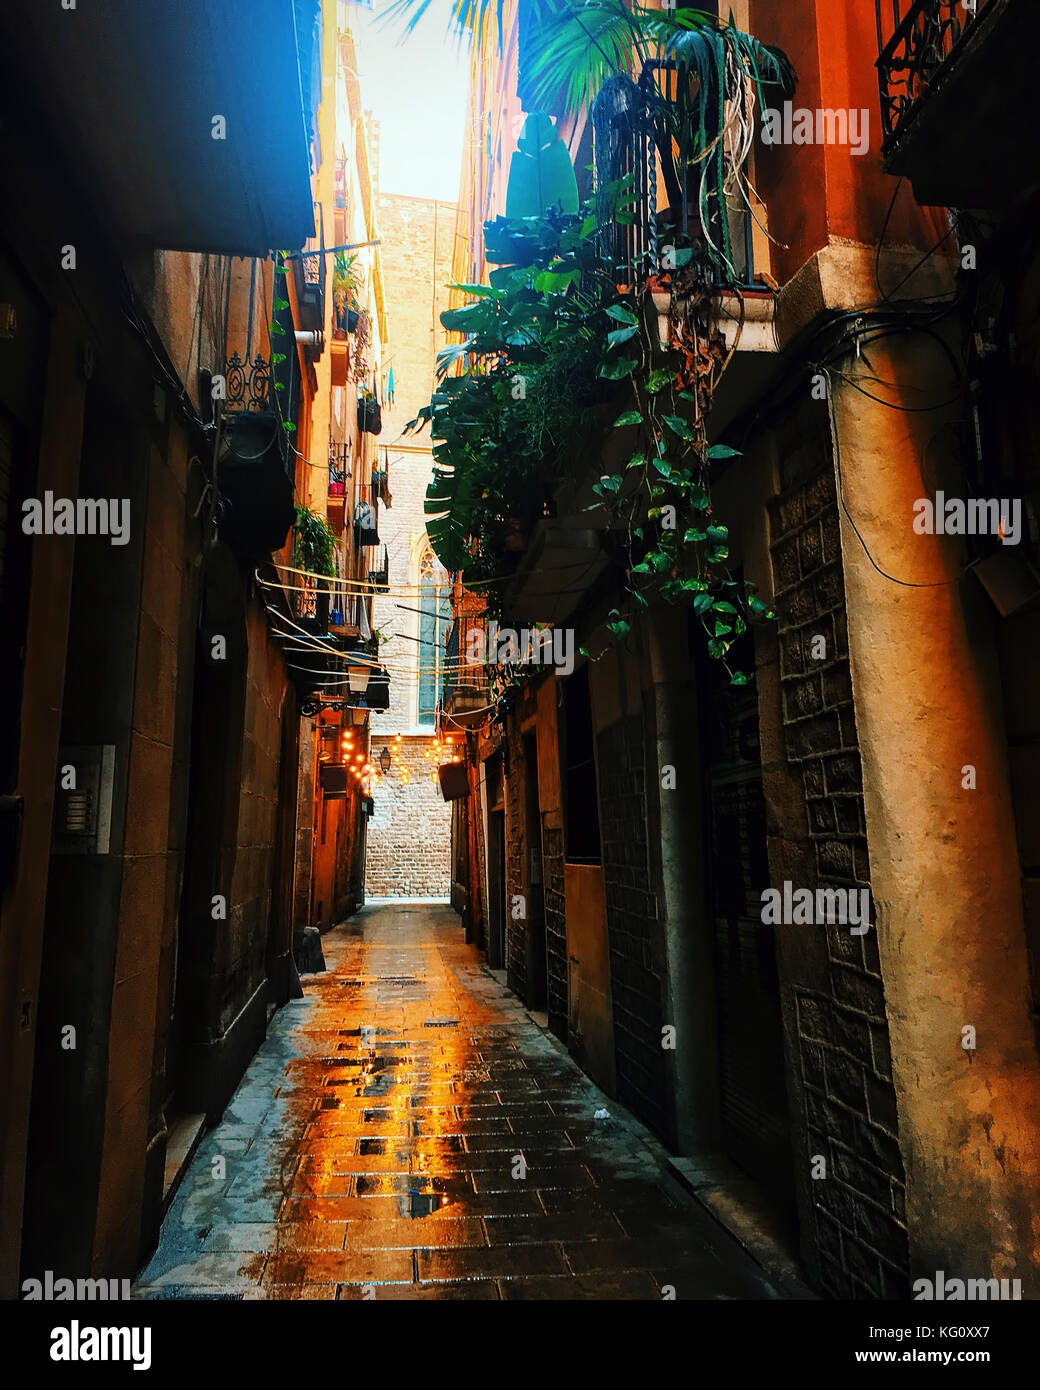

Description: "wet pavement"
134 903 785 1300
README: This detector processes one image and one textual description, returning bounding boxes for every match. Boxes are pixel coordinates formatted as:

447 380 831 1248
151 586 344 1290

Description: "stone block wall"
768 418 909 1299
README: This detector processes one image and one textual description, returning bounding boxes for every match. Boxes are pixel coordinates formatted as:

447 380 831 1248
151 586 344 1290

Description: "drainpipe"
647 613 718 1155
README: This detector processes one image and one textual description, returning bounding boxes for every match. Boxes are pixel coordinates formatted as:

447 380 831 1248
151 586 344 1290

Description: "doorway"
701 626 795 1220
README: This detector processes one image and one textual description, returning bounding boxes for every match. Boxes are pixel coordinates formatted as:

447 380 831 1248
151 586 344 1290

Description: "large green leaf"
425 468 477 572
505 113 579 219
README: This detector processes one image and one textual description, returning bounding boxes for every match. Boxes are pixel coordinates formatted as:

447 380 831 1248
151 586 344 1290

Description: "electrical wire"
824 368 962 591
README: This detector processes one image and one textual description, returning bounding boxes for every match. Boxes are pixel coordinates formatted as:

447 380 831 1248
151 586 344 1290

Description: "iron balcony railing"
597 60 758 290
220 349 292 478
223 351 273 412
441 615 489 706
367 543 389 592
875 0 994 151
328 441 350 498
298 199 327 328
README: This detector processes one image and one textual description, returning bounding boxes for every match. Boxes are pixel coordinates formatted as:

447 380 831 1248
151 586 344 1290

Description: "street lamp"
379 746 392 775
347 660 371 696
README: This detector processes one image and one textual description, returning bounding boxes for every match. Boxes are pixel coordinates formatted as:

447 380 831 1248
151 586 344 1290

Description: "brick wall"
768 427 909 1300
364 733 451 897
597 713 668 1135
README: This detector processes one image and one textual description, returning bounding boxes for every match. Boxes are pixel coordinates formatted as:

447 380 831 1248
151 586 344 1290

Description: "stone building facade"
440 0 1040 1303
364 193 456 898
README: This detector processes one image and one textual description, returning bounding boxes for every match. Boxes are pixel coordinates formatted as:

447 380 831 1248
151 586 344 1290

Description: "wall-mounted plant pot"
219 412 294 561
357 398 382 435
366 670 391 710
438 762 470 801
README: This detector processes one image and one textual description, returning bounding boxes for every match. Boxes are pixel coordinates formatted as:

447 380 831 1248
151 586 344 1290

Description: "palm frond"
378 0 507 54
522 1 642 115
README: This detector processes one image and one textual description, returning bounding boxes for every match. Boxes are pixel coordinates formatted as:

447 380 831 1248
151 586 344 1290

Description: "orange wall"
750 0 948 285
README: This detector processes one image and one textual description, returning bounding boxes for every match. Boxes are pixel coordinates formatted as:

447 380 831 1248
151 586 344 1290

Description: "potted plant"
332 252 361 336
358 390 382 436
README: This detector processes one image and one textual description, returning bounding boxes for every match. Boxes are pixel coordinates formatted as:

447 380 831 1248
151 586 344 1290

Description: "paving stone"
133 904 787 1302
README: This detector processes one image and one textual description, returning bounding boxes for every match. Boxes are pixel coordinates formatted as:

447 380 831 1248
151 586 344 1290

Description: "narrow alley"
6 0 1040 1357
134 904 787 1301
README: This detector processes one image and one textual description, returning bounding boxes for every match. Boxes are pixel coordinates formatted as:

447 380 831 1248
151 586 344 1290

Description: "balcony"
353 492 380 548
367 544 389 592
2 0 321 255
217 352 294 561
596 60 763 291
440 617 490 730
330 302 361 388
327 441 350 529
876 0 1040 207
593 59 779 439
294 201 327 338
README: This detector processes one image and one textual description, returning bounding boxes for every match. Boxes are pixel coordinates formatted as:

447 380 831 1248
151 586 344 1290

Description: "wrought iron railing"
876 0 993 150
223 351 273 412
298 200 327 326
441 615 489 706
328 441 350 497
596 60 758 289
292 573 331 631
367 543 389 591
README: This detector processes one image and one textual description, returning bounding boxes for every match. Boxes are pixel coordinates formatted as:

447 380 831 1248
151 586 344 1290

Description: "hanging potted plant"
332 252 361 337
357 389 382 436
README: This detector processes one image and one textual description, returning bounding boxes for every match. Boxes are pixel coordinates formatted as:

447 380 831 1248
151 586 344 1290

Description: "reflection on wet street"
135 904 784 1299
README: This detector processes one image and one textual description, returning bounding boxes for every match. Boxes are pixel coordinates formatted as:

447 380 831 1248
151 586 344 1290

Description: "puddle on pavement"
398 1190 450 1218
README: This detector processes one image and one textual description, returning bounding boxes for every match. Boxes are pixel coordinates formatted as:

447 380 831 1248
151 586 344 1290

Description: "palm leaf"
379 0 515 54
425 464 478 570
522 1 641 115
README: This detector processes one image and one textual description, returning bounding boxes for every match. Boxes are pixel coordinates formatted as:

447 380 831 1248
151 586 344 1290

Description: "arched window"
417 545 449 726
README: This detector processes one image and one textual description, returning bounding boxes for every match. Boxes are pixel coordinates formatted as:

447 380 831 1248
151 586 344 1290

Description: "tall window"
417 547 449 726
562 663 601 864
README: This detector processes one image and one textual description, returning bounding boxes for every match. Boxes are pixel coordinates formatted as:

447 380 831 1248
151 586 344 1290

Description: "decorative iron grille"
223 352 272 411
595 61 757 289
875 0 993 150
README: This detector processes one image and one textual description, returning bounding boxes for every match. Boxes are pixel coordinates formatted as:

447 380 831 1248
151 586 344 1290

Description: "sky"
344 0 470 202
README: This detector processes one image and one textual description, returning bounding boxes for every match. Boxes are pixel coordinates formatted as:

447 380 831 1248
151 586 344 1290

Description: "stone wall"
767 415 909 1300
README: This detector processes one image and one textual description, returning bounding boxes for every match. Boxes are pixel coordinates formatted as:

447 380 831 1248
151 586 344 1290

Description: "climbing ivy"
414 198 774 684
292 504 337 578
